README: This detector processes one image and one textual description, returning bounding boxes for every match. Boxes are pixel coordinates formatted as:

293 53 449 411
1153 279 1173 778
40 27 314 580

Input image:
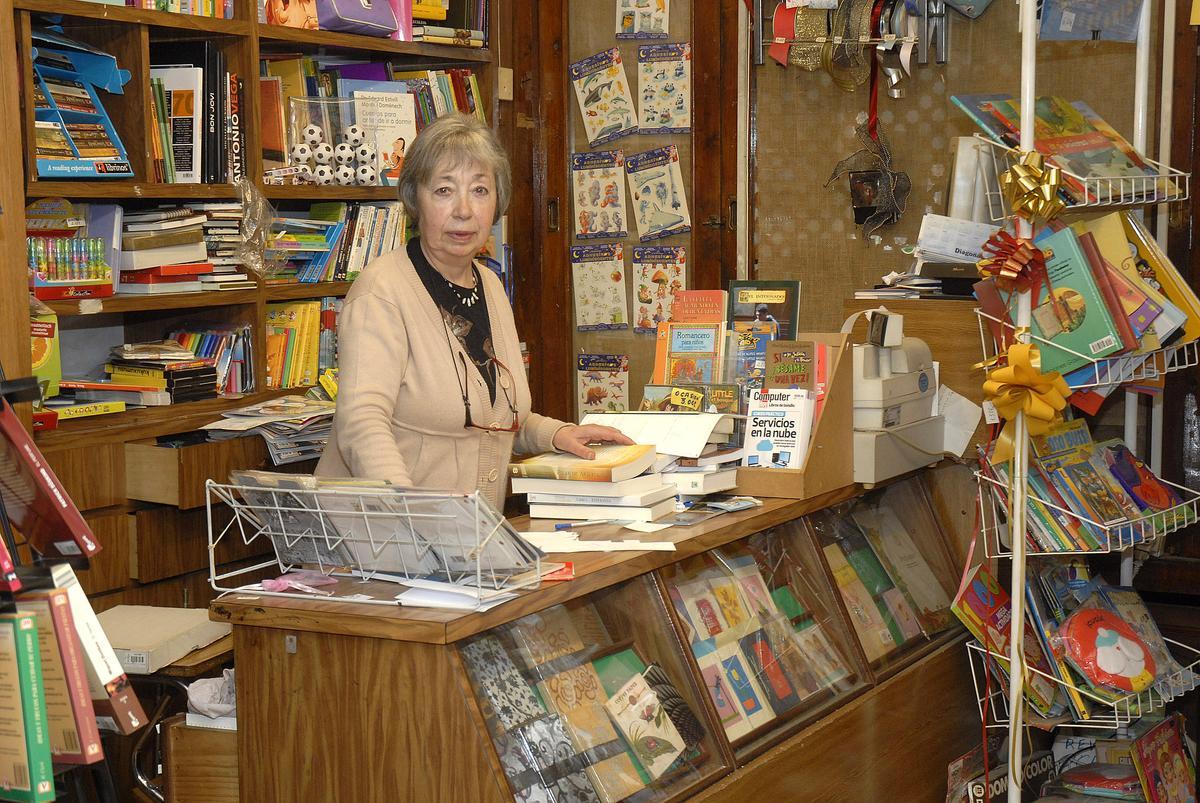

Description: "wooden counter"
210 490 979 802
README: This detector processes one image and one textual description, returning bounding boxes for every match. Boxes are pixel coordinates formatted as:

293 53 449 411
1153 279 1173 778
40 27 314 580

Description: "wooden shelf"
43 289 259 316
264 281 354 300
261 184 398 201
34 385 306 449
256 23 491 62
15 0 249 34
26 181 238 200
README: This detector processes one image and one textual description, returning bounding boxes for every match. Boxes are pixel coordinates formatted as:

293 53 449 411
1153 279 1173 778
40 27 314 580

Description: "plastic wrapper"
1055 603 1157 694
234 176 279 279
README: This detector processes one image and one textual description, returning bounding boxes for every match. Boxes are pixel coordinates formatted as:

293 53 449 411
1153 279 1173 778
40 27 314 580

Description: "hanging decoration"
976 230 1050 297
826 120 911 236
982 343 1070 464
999 150 1065 227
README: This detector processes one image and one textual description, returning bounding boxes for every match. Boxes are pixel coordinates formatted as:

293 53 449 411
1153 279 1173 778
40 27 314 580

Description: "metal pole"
1008 1 1037 796
1152 0 1175 483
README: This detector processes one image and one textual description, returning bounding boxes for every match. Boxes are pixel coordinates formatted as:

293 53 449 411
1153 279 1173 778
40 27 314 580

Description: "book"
727 279 801 340
119 281 204 295
15 591 103 764
509 444 656 483
526 483 676 508
741 388 814 469
117 240 207 272
1131 713 1195 802
124 214 207 232
351 87 418 186
48 564 147 735
0 397 100 559
0 613 54 802
763 340 815 391
1026 227 1123 374
667 467 739 495
528 495 675 522
671 289 726 324
950 563 1060 715
120 226 205 251
510 473 664 497
651 321 724 384
604 672 685 779
149 66 204 183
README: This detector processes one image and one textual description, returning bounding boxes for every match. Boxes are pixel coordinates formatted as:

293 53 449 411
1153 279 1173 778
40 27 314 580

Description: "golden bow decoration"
998 151 1065 227
983 343 1070 465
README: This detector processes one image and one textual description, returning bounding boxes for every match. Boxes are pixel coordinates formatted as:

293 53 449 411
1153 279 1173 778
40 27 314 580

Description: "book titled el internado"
509 444 656 483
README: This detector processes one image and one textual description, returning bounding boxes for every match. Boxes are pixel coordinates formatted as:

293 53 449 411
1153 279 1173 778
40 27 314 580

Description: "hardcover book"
727 280 801 340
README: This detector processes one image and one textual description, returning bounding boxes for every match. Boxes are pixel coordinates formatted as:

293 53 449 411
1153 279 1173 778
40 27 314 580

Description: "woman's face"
417 158 496 272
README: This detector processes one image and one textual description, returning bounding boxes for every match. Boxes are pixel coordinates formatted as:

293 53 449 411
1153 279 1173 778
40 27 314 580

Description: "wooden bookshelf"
26 181 240 199
257 23 492 62
42 289 260 316
264 281 354 300
261 184 398 201
14 0 250 33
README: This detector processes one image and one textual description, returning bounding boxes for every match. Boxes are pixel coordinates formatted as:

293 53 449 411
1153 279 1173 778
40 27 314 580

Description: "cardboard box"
97 606 231 675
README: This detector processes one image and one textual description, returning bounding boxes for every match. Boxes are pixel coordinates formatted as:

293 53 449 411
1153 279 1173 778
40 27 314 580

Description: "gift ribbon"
982 342 1070 464
977 229 1052 302
998 151 1065 226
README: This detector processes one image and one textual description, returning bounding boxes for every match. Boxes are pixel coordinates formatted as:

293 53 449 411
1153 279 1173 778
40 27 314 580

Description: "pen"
554 519 615 531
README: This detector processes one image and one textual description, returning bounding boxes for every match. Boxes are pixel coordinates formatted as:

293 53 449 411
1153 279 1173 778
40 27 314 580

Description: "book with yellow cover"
509 444 655 483
47 401 126 420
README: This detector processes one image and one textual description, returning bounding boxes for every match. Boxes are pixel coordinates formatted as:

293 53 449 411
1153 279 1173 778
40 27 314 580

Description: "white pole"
1009 0 1038 797
1152 0 1175 483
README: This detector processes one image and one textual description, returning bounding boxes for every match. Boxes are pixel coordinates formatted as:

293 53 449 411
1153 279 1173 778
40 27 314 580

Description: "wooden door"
522 0 739 423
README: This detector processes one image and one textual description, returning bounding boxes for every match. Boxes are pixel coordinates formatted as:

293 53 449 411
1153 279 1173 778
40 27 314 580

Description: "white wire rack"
205 479 541 607
967 638 1200 730
975 308 1200 392
973 134 1190 223
975 467 1200 558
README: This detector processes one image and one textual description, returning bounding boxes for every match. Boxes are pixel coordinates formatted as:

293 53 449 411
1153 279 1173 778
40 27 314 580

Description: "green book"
0 613 54 803
1025 227 1122 375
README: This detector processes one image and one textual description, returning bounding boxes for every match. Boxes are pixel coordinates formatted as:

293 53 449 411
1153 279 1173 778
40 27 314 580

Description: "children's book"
670 289 726 324
950 563 1060 715
1131 713 1196 803
571 150 629 240
637 43 691 133
727 329 773 390
727 280 801 340
631 246 686 333
569 48 638 147
763 340 815 391
626 146 691 241
351 88 418 186
651 321 724 384
577 354 629 415
0 613 55 802
1123 212 1200 345
571 244 629 331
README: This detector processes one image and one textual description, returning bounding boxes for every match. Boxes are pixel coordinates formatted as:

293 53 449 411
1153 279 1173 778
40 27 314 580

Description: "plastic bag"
187 668 236 718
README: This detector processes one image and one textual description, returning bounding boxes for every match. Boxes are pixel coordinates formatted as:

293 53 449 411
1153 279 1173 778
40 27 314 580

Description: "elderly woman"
316 114 630 509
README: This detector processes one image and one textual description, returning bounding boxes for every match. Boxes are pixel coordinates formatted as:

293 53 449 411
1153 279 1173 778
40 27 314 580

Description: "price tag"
982 400 1000 425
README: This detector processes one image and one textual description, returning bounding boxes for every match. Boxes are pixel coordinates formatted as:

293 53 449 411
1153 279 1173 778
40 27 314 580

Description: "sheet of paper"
395 587 517 611
916 213 1000 263
580 411 726 458
518 533 676 553
623 521 673 533
937 384 983 458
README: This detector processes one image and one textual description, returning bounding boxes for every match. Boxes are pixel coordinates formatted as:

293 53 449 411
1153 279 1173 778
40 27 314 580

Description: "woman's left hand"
553 424 635 460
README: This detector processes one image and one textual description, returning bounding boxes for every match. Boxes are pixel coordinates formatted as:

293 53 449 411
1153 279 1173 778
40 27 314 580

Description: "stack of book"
167 326 254 396
975 211 1200 415
204 396 335 465
264 300 328 390
509 444 675 522
186 202 251 288
411 23 486 47
980 418 1194 553
117 208 210 294
106 340 219 404
666 444 743 497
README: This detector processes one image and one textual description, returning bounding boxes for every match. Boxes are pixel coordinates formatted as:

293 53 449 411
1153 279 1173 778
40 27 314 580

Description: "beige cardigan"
315 247 567 510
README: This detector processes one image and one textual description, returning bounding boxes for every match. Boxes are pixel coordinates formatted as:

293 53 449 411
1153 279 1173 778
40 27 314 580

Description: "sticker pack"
571 150 629 240
570 48 638 147
571 243 629 331
577 354 630 414
632 245 686 333
626 145 691 241
638 43 691 133
616 0 670 39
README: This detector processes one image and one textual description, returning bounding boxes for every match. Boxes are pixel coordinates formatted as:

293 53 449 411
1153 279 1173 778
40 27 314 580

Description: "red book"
0 533 19 592
1079 232 1137 353
119 271 202 284
31 410 58 431
16 590 104 764
0 397 100 559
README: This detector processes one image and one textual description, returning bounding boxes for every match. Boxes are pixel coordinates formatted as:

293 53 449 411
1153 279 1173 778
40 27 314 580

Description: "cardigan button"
487 469 499 482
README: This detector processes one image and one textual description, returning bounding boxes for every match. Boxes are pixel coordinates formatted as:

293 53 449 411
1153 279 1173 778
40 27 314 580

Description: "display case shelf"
975 465 1200 558
975 309 1200 392
966 638 1200 730
974 134 1189 222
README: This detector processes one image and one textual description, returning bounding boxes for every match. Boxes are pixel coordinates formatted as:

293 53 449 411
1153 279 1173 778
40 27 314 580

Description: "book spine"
0 535 20 592
5 614 55 802
44 592 103 763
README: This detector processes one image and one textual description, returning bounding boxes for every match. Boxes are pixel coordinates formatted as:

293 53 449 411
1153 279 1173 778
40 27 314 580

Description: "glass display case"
808 477 962 677
457 578 730 802
657 522 868 758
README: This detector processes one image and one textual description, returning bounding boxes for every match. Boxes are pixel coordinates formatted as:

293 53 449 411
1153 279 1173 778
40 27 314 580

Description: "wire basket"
966 638 1200 730
205 479 541 607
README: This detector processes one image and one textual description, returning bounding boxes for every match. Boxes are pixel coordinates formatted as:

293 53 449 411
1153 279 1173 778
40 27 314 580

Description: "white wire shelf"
975 467 1200 558
967 638 1200 730
205 480 542 607
974 134 1190 222
975 308 1200 392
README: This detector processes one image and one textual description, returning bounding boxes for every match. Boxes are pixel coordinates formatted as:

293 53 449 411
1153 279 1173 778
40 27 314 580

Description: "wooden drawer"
131 504 272 583
76 511 131 597
42 444 125 511
163 714 238 803
125 436 267 510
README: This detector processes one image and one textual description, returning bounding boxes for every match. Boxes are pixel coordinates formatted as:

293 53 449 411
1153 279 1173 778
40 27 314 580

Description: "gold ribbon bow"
999 151 1065 227
983 343 1070 464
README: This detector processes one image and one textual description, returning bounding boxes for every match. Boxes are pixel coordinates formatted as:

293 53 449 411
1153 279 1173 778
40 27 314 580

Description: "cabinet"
212 476 977 801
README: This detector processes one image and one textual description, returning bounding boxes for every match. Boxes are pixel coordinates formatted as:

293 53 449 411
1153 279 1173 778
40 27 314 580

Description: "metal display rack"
967 638 1200 731
205 479 541 608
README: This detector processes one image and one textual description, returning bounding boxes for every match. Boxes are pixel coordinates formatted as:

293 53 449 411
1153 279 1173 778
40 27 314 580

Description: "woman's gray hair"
397 113 511 224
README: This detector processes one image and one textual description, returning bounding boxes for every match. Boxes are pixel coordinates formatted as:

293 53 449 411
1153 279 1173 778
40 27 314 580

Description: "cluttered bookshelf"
9 0 505 446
